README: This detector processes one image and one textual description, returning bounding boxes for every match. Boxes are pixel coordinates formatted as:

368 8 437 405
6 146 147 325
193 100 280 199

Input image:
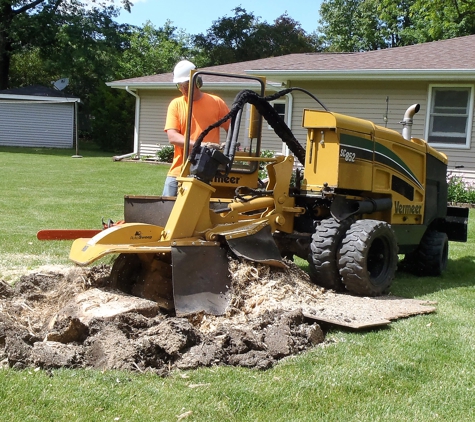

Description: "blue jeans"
162 176 178 196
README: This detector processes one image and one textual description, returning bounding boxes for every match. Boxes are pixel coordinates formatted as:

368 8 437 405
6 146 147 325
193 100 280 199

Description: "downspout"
113 86 141 161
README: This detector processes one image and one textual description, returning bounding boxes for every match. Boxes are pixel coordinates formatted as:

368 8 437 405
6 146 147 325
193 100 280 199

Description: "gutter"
113 86 141 161
243 69 475 82
107 81 281 91
0 94 80 102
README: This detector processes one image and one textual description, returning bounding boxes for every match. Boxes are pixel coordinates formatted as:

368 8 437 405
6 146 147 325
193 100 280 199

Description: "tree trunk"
0 3 14 90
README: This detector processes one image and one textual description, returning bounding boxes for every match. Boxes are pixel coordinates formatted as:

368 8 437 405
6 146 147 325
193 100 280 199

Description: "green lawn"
1 146 475 421
0 147 168 278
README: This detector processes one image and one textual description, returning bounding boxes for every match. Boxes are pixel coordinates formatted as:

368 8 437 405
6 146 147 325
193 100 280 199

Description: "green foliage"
194 7 320 66
319 0 380 52
259 149 275 179
156 144 174 163
4 1 135 153
255 13 324 57
318 0 475 52
117 21 189 79
0 0 131 90
88 84 135 152
9 47 53 87
447 173 475 204
403 0 475 42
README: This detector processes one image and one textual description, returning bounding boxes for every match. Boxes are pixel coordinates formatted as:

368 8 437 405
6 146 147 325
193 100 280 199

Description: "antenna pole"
72 101 82 158
384 96 389 128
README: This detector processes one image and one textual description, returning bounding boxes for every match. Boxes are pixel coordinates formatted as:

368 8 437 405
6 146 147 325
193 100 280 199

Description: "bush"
259 149 275 179
447 173 475 204
156 145 174 163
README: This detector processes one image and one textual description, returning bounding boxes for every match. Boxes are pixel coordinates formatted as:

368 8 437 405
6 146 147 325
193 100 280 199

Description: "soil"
0 260 435 375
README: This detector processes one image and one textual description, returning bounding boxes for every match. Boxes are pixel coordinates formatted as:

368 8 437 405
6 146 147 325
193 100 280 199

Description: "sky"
116 0 324 35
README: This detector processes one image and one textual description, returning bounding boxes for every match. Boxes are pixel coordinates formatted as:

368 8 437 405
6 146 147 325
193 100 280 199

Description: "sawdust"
0 260 435 375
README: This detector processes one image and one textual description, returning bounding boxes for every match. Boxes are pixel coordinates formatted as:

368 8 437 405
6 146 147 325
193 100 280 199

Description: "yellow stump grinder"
40 71 468 316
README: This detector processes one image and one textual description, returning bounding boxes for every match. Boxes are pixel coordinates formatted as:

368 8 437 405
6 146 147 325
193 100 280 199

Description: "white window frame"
424 84 474 149
268 100 287 130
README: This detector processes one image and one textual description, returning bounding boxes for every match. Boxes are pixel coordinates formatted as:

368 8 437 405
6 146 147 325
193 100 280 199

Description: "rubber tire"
308 218 352 290
402 231 448 276
338 220 398 296
110 253 142 294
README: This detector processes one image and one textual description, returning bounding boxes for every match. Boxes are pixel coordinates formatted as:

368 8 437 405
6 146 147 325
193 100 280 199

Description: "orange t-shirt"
164 93 230 177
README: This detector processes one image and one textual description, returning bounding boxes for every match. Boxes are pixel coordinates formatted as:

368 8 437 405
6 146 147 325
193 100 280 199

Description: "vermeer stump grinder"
40 71 468 317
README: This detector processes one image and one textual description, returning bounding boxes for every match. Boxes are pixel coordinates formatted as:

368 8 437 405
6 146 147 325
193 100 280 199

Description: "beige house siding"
288 80 428 136
129 79 475 181
136 90 172 156
284 80 475 179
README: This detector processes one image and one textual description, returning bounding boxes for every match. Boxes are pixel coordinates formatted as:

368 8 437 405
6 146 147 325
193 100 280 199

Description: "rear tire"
338 220 398 296
308 218 352 290
402 230 448 276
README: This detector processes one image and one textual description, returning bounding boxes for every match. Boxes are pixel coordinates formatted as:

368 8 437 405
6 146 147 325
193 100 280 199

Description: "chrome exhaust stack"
401 104 420 140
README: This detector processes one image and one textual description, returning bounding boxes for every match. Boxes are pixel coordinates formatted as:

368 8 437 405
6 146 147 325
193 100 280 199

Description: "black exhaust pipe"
330 196 393 221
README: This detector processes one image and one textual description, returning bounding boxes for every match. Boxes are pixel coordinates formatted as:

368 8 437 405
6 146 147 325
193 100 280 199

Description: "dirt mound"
0 260 435 375
0 262 325 375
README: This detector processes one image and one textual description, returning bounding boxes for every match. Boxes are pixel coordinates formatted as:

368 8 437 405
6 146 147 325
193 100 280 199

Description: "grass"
1 146 475 421
0 146 168 279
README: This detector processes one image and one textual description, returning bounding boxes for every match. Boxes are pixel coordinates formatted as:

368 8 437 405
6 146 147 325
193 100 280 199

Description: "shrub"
447 173 475 204
156 145 174 163
259 149 275 179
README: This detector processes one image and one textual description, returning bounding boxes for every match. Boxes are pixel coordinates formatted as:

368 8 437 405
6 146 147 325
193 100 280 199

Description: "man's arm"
166 129 194 148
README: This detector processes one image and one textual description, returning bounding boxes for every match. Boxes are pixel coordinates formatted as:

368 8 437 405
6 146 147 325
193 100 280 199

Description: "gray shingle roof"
0 85 71 97
109 34 475 86
0 85 80 103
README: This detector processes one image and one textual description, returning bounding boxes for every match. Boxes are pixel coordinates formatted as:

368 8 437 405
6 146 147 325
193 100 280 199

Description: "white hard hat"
173 60 196 83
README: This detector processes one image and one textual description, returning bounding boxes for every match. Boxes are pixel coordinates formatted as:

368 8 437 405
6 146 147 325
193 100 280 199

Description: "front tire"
338 220 398 296
308 218 352 290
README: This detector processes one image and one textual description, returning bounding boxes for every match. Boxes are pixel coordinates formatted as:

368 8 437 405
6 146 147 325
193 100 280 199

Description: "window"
426 86 473 148
268 101 286 129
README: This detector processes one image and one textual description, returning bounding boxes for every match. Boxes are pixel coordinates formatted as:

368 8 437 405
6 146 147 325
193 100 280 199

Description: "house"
0 85 80 148
107 35 475 180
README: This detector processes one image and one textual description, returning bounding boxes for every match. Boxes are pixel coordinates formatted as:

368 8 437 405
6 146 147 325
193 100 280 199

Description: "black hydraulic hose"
223 109 243 173
190 87 329 167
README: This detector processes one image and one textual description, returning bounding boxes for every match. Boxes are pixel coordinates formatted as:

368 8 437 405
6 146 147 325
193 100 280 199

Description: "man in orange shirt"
162 60 230 196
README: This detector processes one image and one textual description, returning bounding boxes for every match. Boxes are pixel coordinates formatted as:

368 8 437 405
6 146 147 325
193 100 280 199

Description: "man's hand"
202 142 222 150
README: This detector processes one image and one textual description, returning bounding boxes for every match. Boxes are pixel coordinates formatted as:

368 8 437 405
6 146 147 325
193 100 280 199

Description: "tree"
193 7 259 65
88 83 135 152
9 47 51 87
117 21 189 79
402 0 475 42
317 0 475 52
194 7 319 66
0 0 132 90
255 13 323 57
318 0 388 51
